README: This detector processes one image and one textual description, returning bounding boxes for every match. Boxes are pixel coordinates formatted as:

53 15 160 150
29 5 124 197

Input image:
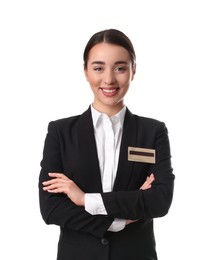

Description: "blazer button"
101 238 109 245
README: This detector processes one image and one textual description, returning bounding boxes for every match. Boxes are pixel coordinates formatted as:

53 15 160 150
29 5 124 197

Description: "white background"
0 0 214 259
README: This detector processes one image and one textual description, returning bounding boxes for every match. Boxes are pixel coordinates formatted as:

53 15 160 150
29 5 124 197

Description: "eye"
115 66 126 72
93 67 103 72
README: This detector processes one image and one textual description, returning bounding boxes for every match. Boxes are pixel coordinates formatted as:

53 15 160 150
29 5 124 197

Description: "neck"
92 102 124 117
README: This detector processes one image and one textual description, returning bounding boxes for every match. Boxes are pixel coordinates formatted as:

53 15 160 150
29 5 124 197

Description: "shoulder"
126 109 168 140
127 113 170 149
135 114 163 126
136 114 167 136
47 113 80 130
50 114 81 128
127 108 165 129
47 107 91 134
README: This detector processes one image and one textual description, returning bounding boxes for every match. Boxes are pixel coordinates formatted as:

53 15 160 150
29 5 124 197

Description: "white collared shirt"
84 105 126 232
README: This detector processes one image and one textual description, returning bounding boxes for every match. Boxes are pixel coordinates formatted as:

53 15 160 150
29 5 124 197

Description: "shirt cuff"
108 218 126 232
85 193 107 215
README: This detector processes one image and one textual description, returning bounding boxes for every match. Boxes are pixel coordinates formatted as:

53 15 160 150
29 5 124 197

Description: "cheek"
120 74 132 86
86 74 94 84
89 78 98 86
85 70 95 83
89 76 102 87
87 76 101 89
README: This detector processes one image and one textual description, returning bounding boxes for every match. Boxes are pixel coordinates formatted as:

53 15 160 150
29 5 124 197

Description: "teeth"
102 89 117 93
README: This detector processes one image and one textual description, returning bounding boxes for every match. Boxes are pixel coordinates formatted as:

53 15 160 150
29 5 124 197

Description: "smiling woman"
84 42 136 116
39 29 175 260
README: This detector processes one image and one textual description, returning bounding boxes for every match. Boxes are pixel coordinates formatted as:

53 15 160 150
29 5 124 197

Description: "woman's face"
84 42 136 115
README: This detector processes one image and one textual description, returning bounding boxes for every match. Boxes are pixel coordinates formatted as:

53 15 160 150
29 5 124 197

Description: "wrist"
81 193 85 206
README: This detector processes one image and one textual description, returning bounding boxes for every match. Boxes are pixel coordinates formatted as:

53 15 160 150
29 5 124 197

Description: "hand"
42 173 85 206
126 173 155 226
140 173 155 190
126 219 138 225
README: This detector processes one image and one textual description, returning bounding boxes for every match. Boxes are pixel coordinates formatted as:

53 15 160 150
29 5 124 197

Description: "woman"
39 29 175 260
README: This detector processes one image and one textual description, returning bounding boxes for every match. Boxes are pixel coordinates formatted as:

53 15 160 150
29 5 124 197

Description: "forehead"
87 43 131 63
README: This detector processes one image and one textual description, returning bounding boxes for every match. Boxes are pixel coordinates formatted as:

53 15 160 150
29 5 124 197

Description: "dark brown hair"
83 29 136 69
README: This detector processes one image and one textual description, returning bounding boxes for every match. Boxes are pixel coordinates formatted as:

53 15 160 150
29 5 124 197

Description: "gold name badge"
128 147 156 164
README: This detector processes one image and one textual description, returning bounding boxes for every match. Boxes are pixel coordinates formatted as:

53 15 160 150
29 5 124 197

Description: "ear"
131 63 136 81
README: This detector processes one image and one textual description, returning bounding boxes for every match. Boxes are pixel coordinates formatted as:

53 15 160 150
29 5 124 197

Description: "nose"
104 70 115 85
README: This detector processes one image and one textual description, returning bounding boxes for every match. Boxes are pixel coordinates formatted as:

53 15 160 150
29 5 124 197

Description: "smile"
102 88 117 93
100 88 119 97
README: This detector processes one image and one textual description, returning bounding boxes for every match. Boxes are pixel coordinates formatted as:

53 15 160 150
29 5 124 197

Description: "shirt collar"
91 104 126 129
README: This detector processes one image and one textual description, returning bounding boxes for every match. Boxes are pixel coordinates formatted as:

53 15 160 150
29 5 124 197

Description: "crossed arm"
42 172 155 225
43 173 155 206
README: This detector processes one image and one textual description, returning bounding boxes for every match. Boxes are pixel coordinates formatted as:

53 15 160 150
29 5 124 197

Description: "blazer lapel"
77 107 103 193
113 109 137 191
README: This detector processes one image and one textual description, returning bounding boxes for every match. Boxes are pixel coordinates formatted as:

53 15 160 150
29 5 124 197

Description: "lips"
100 88 119 97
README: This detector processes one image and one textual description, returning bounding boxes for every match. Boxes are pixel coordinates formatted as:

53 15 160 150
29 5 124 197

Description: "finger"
43 182 63 191
143 177 153 186
140 183 148 190
43 182 69 194
150 173 155 180
140 174 155 190
143 183 151 189
48 173 65 178
43 177 69 189
147 174 155 184
43 178 66 186
45 187 65 193
43 173 70 185
146 178 153 186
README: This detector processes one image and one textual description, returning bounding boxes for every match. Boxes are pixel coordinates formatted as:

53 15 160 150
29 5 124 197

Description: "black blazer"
39 107 174 260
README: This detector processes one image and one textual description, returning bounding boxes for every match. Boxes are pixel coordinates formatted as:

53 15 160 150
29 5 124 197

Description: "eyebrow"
91 61 129 65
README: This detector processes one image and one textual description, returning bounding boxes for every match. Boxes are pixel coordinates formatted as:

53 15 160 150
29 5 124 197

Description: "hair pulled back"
83 29 136 69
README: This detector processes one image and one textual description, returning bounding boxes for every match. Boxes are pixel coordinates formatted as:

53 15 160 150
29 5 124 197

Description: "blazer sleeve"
101 122 175 220
38 121 113 238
